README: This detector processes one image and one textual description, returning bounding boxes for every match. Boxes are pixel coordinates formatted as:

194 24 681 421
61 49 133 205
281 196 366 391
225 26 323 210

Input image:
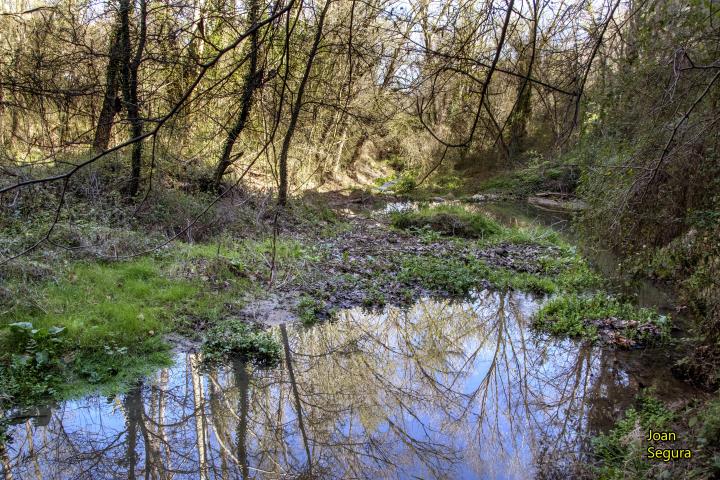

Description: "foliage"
391 205 501 238
0 322 67 405
398 243 599 297
534 293 670 343
201 319 281 366
0 249 244 406
375 172 417 194
296 295 326 326
698 397 720 451
398 256 483 296
592 395 674 480
478 152 581 195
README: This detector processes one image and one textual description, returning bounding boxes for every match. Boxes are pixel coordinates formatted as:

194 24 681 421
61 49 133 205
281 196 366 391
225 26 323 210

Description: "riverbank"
0 188 702 478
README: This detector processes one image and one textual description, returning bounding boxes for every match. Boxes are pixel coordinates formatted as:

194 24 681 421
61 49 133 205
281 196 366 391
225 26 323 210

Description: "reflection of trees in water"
4 293 635 479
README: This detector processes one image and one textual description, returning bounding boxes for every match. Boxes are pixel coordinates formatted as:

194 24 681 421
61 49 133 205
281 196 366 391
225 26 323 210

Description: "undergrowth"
592 395 674 479
391 204 501 238
201 319 281 366
534 293 669 344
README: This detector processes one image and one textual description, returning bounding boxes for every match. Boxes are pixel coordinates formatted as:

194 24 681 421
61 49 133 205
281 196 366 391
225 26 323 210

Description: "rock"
527 193 587 212
469 193 502 203
377 180 397 192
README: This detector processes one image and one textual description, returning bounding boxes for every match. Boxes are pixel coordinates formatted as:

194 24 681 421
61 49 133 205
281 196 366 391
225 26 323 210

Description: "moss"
391 205 501 238
534 293 670 343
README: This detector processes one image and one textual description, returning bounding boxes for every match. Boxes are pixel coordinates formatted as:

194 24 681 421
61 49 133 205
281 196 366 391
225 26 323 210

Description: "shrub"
592 395 673 479
0 322 67 404
399 255 483 295
296 295 326 326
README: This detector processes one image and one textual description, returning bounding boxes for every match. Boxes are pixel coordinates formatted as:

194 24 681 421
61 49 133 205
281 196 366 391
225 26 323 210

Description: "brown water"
1 202 698 480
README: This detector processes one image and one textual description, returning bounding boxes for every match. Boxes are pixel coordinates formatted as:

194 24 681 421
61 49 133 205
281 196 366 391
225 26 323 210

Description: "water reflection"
2 292 684 479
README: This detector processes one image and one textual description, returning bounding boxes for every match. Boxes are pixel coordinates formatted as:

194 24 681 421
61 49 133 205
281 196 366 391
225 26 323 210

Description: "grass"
296 295 327 326
591 394 720 479
534 293 670 343
0 238 269 407
398 247 601 297
201 318 281 366
391 204 502 238
1 258 192 349
476 152 580 196
0 226 322 408
0 257 202 405
399 256 482 296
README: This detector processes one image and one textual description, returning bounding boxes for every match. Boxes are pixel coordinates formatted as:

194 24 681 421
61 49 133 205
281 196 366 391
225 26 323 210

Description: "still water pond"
3 291 690 479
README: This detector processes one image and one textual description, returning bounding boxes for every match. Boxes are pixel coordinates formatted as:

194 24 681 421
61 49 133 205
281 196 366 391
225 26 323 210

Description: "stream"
1 202 698 479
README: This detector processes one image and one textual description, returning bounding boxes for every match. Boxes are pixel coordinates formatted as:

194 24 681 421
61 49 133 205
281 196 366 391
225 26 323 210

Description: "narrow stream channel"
1 202 698 479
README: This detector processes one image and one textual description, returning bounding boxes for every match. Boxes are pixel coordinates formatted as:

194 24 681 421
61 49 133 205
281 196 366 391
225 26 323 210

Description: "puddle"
2 292 694 479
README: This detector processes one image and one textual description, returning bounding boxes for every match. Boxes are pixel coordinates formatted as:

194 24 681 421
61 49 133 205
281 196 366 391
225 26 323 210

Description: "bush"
478 151 581 195
399 255 486 296
296 295 326 326
0 322 67 405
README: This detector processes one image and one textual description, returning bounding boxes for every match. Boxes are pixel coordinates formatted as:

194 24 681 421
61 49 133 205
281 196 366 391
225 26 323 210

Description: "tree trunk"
119 0 147 197
93 25 123 152
233 359 251 480
212 0 261 191
280 324 312 473
277 0 332 206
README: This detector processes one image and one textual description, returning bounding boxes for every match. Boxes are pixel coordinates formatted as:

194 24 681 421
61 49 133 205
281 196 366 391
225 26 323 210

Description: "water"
2 292 693 479
1 201 699 479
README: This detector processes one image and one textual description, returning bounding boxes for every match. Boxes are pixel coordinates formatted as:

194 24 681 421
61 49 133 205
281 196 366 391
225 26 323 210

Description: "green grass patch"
534 293 670 342
397 254 586 296
1 258 192 350
0 257 199 405
477 153 580 195
391 205 501 238
201 319 281 366
398 256 483 296
0 242 260 407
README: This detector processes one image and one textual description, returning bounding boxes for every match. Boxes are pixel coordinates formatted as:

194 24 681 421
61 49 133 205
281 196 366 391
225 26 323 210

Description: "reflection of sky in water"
2 291 684 479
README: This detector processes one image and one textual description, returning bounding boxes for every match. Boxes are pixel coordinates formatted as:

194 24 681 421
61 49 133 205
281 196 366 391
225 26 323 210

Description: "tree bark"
93 24 123 152
212 0 261 191
277 0 331 206
119 0 147 197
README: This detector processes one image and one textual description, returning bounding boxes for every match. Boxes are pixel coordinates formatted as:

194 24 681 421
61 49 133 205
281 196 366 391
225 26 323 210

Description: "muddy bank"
233 209 565 325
